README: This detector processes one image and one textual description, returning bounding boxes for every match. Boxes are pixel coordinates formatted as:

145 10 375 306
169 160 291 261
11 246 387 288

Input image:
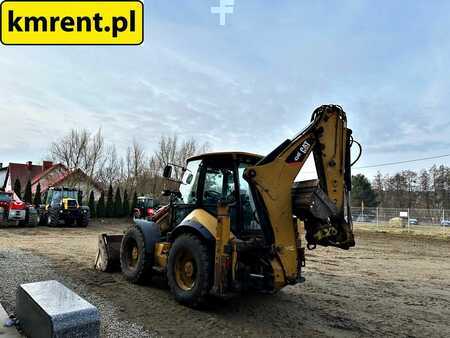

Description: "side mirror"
163 165 173 179
161 190 182 198
161 189 172 196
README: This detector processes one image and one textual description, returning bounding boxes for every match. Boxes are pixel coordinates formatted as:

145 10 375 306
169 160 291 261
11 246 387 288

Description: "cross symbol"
211 0 235 26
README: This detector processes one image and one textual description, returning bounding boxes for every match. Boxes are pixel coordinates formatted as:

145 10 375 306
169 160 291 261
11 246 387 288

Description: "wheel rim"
47 216 51 225
126 239 139 268
174 249 196 291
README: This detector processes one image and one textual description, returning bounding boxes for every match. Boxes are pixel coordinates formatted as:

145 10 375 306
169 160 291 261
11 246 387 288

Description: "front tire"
48 209 60 227
120 226 152 284
167 234 212 307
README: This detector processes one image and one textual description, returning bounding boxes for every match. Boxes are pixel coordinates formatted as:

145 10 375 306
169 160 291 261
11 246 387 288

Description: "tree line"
48 129 209 197
10 129 208 218
352 165 450 209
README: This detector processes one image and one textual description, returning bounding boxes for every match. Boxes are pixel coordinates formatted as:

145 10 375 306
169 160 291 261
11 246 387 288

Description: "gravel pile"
0 248 154 338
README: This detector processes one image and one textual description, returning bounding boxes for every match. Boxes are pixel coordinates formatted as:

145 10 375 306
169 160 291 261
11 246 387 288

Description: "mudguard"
169 219 215 248
134 219 161 255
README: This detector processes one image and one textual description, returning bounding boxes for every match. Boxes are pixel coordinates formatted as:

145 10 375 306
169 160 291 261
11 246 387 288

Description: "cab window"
238 164 261 232
200 163 236 224
179 160 201 204
203 167 235 206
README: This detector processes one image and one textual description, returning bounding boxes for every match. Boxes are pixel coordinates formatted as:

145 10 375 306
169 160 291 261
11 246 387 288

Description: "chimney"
42 161 53 172
27 161 32 170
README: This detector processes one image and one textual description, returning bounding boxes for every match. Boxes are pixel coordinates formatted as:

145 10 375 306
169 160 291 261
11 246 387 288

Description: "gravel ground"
0 221 449 337
0 248 154 338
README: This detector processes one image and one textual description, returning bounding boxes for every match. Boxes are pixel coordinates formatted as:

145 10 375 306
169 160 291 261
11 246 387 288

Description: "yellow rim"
128 242 139 268
174 249 196 291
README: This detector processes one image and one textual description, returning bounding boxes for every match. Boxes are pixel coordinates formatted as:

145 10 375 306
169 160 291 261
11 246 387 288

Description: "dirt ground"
0 220 449 337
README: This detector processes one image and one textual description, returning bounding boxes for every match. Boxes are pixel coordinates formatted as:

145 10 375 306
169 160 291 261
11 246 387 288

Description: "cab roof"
48 187 79 191
187 151 263 163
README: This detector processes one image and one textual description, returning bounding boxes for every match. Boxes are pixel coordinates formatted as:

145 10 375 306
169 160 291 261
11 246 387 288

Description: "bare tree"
97 145 120 186
84 129 104 178
125 140 146 190
49 128 105 178
154 136 210 180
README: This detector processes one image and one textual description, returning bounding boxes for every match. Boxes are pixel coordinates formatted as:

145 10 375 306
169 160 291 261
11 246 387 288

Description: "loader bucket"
94 234 123 272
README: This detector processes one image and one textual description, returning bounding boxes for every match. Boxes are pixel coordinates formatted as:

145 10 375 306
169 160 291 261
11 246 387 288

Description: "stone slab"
16 280 100 338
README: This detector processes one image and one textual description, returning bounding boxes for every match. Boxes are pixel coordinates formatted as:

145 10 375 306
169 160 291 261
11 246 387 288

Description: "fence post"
376 207 379 228
407 208 410 230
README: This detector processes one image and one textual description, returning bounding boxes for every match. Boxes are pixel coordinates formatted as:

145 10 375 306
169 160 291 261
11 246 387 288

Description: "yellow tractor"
96 104 359 307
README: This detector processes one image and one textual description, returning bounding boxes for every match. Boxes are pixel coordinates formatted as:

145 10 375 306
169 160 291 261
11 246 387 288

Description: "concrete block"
16 280 100 338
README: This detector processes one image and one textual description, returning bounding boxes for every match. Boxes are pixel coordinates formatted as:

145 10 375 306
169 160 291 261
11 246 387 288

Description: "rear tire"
120 226 152 284
167 234 212 307
39 209 47 226
77 213 89 227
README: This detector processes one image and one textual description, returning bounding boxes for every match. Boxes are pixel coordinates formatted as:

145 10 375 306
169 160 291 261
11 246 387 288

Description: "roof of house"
7 163 44 188
31 163 67 185
32 167 103 193
4 162 102 194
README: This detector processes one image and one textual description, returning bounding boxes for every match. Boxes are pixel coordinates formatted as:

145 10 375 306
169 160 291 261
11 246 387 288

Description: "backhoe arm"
244 105 356 283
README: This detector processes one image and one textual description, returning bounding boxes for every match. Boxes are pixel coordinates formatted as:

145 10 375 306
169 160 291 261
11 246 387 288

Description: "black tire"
39 212 47 226
27 209 40 227
19 209 30 227
167 234 212 307
77 212 89 227
47 208 60 227
120 226 152 284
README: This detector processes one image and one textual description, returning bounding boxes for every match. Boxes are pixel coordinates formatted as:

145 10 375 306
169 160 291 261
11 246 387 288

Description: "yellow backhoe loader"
95 104 360 307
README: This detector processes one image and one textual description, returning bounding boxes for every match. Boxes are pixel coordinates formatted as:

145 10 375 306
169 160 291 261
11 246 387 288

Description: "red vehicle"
133 196 160 220
0 191 39 226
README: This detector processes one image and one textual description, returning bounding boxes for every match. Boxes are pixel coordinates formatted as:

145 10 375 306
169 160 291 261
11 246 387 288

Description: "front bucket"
94 234 123 272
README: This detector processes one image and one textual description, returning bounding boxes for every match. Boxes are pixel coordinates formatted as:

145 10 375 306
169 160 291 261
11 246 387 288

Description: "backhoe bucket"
94 234 123 272
292 180 355 249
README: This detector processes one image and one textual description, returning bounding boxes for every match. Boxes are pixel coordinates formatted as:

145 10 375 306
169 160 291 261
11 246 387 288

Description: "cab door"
198 161 239 234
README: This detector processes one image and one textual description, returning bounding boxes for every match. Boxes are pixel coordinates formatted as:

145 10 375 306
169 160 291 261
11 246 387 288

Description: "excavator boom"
244 104 356 282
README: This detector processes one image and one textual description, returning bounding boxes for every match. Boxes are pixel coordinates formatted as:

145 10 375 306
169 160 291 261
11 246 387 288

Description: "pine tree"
132 191 138 215
105 184 114 218
23 179 32 204
352 174 378 207
33 183 42 206
114 187 123 217
88 191 96 218
43 191 48 205
122 189 130 218
13 178 22 200
96 191 105 218
77 190 83 205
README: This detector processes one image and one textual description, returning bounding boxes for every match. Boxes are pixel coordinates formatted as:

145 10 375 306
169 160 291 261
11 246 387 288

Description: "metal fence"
351 207 450 228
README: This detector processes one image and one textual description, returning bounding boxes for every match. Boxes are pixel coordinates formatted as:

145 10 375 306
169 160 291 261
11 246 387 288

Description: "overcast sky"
1 0 450 179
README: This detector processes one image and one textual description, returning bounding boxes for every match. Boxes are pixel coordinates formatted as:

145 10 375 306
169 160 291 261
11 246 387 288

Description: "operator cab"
164 152 263 237
46 188 79 207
